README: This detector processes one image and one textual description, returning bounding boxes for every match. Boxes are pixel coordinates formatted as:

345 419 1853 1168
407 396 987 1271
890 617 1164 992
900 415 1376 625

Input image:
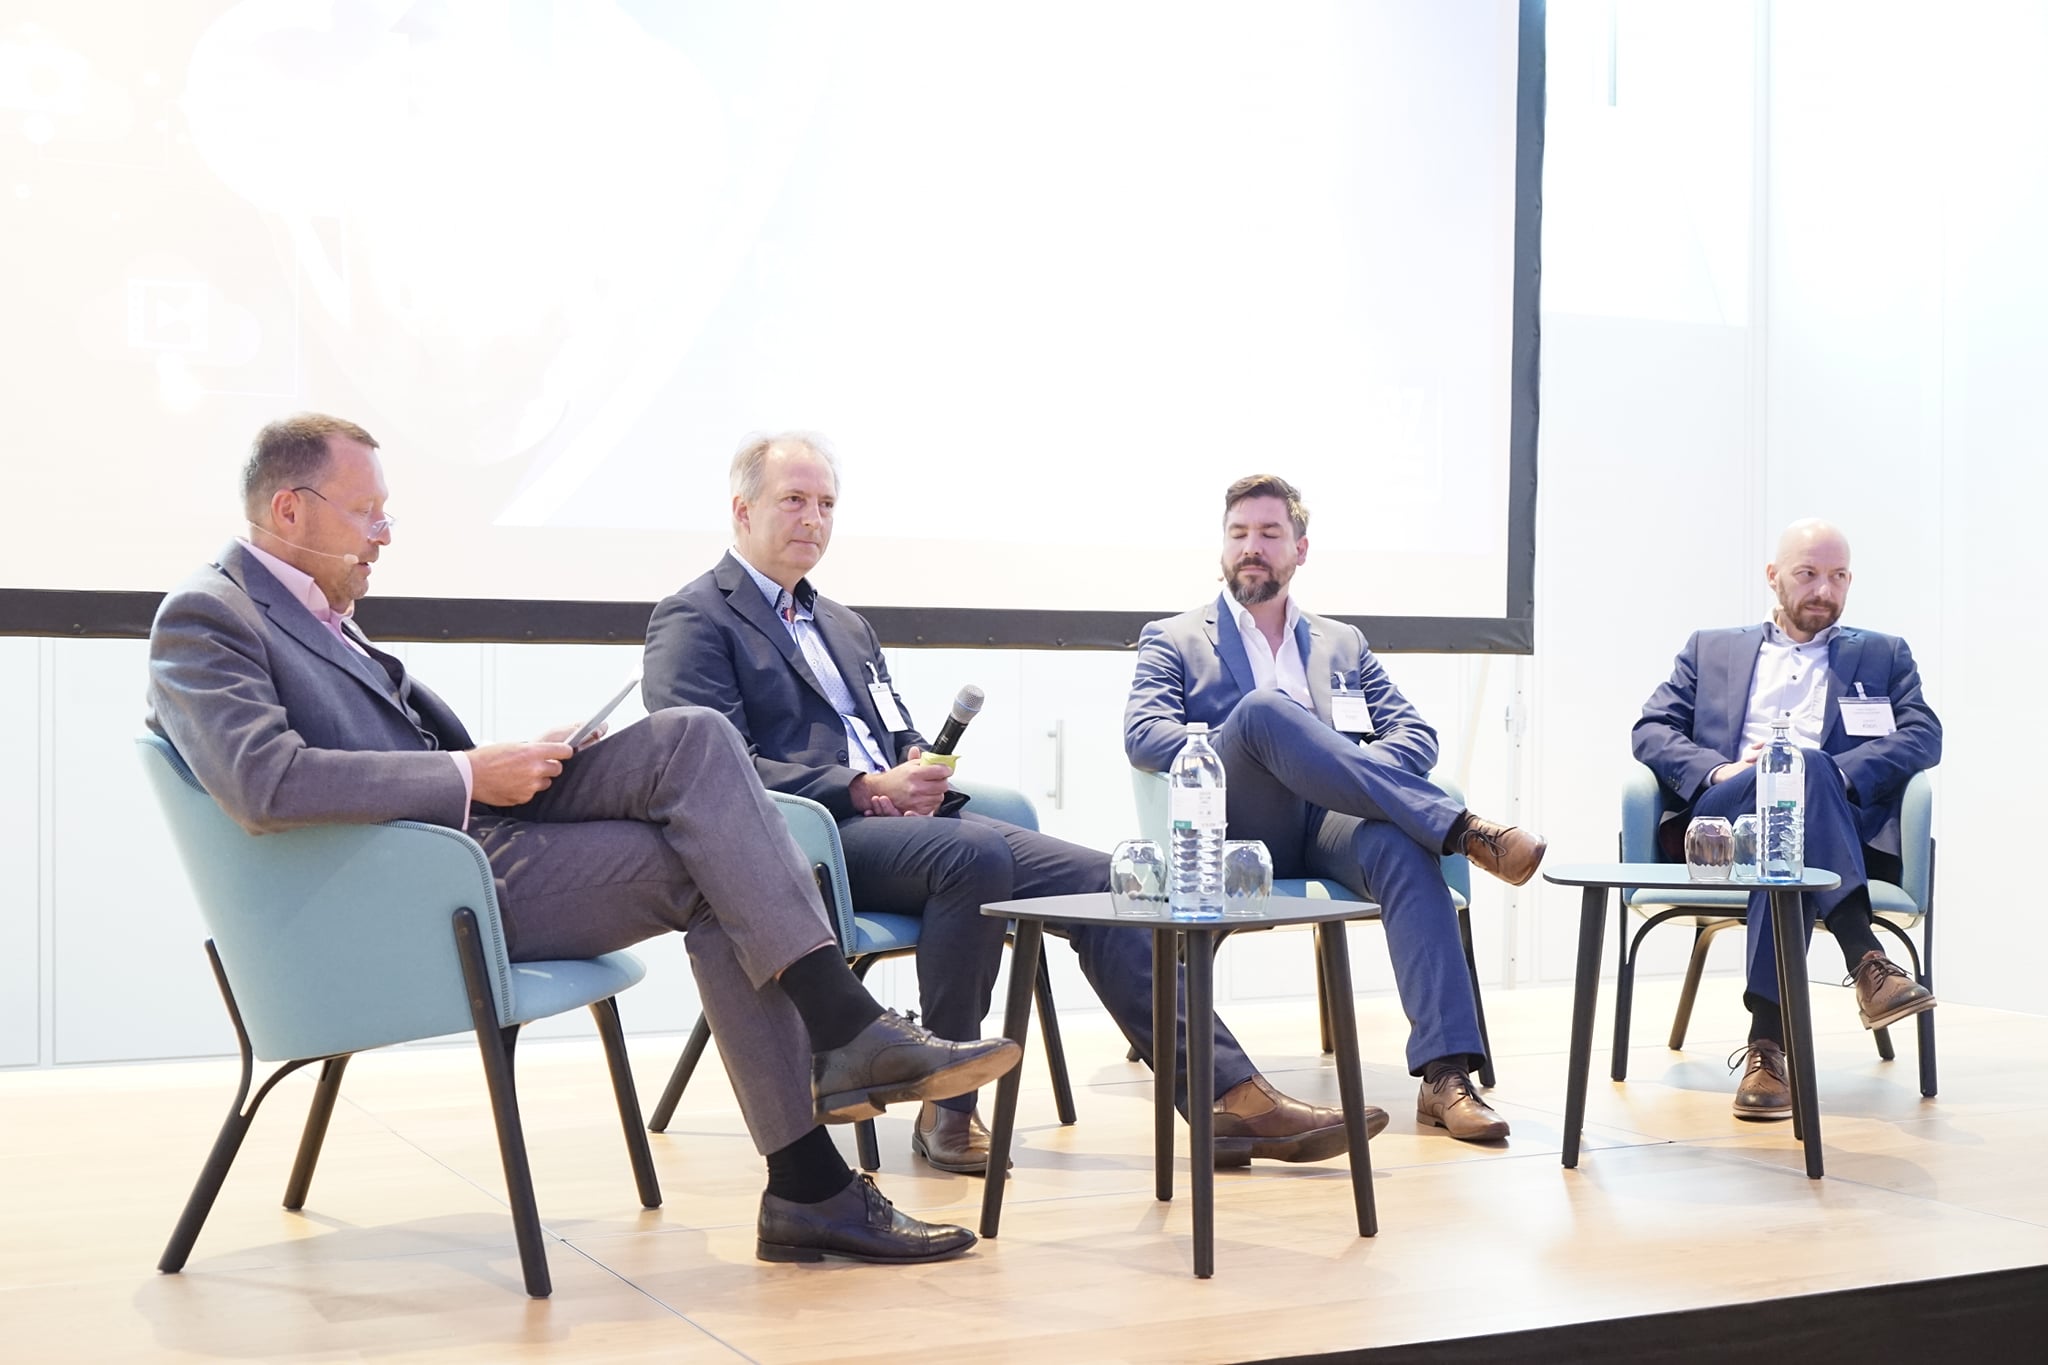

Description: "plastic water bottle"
1168 722 1226 920
1756 720 1805 882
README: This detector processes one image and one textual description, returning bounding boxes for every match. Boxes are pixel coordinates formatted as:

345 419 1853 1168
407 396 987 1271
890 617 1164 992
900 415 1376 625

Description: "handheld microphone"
927 685 985 756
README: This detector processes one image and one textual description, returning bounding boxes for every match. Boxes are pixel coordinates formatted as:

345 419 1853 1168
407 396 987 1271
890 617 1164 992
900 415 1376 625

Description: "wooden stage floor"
5 976 2046 1363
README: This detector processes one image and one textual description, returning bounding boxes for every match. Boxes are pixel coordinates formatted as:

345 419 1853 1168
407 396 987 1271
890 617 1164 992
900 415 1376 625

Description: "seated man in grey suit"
645 432 1371 1176
1634 518 1938 1119
146 413 1020 1265
1125 474 1544 1142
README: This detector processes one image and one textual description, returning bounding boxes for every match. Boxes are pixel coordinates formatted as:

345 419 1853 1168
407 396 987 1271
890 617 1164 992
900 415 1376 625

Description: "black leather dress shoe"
757 1174 977 1264
1212 1074 1378 1167
812 1011 1022 1123
912 1101 1011 1175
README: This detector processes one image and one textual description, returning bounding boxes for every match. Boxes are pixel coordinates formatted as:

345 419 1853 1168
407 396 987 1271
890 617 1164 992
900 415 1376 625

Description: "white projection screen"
0 0 1542 650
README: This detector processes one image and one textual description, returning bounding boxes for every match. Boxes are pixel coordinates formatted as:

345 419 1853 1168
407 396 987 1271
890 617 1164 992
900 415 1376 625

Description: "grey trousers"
470 706 839 1155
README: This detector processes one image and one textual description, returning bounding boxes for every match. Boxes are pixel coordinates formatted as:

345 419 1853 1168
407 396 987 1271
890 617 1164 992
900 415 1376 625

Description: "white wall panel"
0 638 42 1067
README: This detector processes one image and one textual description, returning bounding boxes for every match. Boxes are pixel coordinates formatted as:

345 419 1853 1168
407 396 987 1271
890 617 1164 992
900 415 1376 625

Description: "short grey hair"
243 413 378 522
729 430 841 505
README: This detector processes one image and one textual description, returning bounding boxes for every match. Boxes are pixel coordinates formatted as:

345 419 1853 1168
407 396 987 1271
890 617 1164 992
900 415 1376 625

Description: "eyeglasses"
291 486 397 537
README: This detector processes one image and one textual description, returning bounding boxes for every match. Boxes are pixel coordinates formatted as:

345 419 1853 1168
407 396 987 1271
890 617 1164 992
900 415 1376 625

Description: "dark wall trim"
2 4 1544 657
0 588 1531 654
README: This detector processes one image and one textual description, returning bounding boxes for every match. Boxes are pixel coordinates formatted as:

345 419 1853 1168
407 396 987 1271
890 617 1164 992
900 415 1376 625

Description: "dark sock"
778 946 884 1052
764 1125 855 1205
1744 992 1784 1046
1824 894 1883 970
1422 1055 1471 1085
936 1092 976 1114
1442 812 1473 857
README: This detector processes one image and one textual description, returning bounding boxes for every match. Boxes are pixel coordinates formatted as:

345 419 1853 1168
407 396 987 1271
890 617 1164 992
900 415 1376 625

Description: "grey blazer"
146 540 471 834
1123 595 1439 777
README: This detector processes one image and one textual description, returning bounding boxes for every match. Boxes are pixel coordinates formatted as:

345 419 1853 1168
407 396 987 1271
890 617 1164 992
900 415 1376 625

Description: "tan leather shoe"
1849 950 1936 1030
1416 1070 1510 1141
1457 814 1547 886
911 1101 1010 1175
1212 1074 1383 1167
1729 1040 1792 1120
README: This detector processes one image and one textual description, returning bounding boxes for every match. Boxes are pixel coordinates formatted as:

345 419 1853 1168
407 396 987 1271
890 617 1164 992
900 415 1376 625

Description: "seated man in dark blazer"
1125 474 1542 1143
645 432 1369 1176
1633 518 1939 1119
148 413 1019 1265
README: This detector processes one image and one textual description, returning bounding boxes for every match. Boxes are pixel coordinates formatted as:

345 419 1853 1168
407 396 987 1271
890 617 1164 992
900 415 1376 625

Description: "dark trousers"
1688 749 1879 1005
1211 690 1488 1074
837 810 1257 1110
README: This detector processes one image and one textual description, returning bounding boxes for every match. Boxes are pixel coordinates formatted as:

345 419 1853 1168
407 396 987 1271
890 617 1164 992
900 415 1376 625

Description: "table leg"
1771 886 1825 1178
1562 885 1608 1169
1186 930 1216 1279
1153 927 1177 1204
1317 921 1378 1237
979 920 1043 1238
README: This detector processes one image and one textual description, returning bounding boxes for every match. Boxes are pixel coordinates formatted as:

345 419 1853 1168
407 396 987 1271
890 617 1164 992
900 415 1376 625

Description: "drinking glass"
1685 816 1736 881
1109 839 1168 917
1730 813 1761 882
1220 839 1274 918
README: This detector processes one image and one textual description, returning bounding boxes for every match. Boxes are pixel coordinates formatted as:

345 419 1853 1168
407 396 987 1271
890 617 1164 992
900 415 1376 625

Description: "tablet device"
569 676 639 749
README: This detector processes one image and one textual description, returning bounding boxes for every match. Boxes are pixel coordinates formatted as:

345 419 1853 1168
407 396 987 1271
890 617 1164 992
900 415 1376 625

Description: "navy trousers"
1689 749 1870 1005
836 809 1256 1110
1211 690 1489 1074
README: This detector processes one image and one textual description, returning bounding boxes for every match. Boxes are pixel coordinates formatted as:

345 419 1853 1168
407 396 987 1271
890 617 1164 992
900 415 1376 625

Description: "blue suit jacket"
1631 624 1941 854
642 552 937 822
1124 595 1439 777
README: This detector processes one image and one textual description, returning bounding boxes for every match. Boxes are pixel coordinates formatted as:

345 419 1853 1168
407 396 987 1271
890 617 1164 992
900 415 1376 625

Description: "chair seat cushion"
1627 880 1922 927
851 912 921 957
499 951 647 1026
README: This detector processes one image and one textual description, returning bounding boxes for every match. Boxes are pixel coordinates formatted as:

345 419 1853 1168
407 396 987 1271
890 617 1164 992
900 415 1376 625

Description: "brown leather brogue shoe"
1730 1040 1792 1120
1416 1069 1510 1141
1849 950 1936 1030
1457 814 1547 887
911 1101 1010 1175
1212 1074 1382 1167
757 1173 976 1264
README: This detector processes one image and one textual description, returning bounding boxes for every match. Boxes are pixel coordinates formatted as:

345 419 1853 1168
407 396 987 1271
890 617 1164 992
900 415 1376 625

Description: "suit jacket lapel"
1209 599 1258 701
715 553 837 709
224 545 415 719
1301 617 1336 725
1823 629 1865 746
1713 626 1766 750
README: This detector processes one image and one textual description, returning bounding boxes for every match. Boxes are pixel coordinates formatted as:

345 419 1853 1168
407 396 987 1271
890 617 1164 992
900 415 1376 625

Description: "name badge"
865 664 910 732
1839 697 1895 737
1331 690 1375 736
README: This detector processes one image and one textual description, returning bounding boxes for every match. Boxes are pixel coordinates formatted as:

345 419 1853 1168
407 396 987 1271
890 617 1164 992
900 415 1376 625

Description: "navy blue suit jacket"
1124 595 1439 777
643 552 937 822
1631 624 1941 854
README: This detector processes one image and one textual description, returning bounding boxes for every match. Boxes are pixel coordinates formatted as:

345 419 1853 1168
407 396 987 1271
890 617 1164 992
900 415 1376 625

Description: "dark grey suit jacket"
642 552 938 821
1632 624 1942 854
146 541 471 834
1123 595 1439 777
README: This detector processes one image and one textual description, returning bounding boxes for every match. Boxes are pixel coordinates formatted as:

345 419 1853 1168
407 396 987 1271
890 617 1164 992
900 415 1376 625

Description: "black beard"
1227 566 1282 607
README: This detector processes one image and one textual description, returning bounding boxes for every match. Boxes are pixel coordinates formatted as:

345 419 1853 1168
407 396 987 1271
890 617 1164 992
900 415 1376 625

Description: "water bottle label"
1169 787 1225 828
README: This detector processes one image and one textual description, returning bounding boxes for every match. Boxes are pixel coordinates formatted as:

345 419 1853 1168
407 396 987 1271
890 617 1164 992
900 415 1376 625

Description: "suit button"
837 750 848 762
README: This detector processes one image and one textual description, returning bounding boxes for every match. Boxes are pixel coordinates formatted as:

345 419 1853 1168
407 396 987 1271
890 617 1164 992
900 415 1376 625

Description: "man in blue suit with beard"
1125 475 1546 1142
1633 518 1940 1120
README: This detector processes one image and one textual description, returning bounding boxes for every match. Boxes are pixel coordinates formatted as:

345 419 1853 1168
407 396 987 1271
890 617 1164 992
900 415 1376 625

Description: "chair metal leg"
855 1118 882 1172
161 941 322 1274
589 998 661 1209
647 1015 712 1133
1611 936 1638 1082
1669 920 1735 1051
1033 957 1079 1126
282 1055 351 1210
454 908 552 1298
1458 907 1496 1088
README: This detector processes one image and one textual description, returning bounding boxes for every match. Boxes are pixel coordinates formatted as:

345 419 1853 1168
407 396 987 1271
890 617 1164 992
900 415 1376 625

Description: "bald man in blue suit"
1633 519 1940 1120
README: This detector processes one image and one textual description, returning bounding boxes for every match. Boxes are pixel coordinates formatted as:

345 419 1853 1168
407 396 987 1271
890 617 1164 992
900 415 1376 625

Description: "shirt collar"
732 549 817 617
1762 618 1840 649
238 537 354 626
1223 589 1301 642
